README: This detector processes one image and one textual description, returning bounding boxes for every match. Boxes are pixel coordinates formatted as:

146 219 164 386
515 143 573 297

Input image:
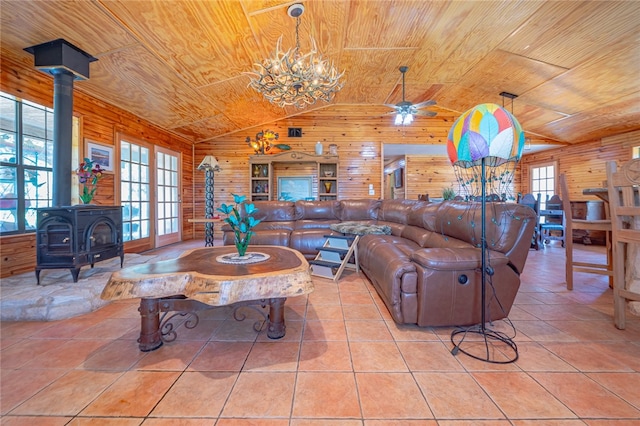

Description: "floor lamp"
197 155 220 247
446 102 524 364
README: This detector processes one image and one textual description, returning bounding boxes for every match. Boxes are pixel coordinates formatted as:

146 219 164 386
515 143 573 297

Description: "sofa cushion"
338 199 380 221
245 229 290 246
378 199 418 224
252 201 296 221
407 202 440 232
295 219 339 230
411 247 508 271
401 225 432 247
436 201 535 254
290 229 341 258
295 200 341 220
252 221 295 231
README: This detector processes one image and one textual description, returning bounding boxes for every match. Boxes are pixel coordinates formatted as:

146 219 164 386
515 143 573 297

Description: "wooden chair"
606 158 640 329
559 174 613 290
539 194 565 247
518 193 540 250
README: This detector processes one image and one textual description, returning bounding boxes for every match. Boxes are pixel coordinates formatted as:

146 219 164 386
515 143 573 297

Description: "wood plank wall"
405 156 460 201
0 56 194 277
193 106 463 219
519 138 634 201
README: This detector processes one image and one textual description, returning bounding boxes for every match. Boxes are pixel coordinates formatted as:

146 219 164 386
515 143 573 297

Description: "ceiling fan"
385 66 437 125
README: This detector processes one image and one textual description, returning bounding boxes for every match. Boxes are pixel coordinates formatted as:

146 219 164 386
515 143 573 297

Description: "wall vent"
288 127 302 137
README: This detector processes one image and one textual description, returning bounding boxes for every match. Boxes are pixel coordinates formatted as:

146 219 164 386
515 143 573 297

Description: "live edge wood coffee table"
101 245 313 351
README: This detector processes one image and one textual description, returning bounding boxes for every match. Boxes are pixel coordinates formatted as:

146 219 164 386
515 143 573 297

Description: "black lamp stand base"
451 326 518 364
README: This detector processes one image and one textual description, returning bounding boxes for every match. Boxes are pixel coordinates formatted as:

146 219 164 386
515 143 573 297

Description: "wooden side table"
188 217 222 246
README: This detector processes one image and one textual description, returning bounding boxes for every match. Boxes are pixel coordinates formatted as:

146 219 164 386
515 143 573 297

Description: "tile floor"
1 240 639 425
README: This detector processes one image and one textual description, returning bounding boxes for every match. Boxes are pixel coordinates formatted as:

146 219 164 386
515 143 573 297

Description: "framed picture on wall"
85 139 114 173
278 176 312 201
394 168 404 188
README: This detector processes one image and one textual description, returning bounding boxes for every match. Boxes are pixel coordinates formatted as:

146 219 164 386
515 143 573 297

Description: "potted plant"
216 194 261 257
442 186 456 201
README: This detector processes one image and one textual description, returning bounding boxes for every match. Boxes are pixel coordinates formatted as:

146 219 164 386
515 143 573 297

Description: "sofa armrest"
411 247 509 271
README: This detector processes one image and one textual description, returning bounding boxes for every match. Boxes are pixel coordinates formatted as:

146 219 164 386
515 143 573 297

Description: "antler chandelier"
246 3 344 109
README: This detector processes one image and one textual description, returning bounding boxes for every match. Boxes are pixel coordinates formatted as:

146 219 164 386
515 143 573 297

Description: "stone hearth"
0 253 157 321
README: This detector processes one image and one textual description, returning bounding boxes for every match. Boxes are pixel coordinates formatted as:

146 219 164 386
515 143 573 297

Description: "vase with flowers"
76 158 104 204
216 193 262 258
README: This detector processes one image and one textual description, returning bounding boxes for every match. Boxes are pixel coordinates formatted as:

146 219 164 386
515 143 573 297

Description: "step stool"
309 234 359 281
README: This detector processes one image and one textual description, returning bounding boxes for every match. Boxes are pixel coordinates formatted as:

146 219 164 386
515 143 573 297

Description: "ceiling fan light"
404 113 413 125
389 65 436 125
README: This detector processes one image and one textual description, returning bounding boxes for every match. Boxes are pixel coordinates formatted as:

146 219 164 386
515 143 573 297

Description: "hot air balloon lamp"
446 96 525 364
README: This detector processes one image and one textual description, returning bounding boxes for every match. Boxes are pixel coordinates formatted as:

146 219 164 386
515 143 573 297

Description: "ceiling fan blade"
383 104 400 109
412 99 437 109
414 110 438 117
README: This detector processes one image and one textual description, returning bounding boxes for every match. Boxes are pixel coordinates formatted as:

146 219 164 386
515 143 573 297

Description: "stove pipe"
24 39 97 207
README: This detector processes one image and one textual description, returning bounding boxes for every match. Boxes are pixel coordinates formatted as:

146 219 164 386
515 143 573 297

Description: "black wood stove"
35 205 124 284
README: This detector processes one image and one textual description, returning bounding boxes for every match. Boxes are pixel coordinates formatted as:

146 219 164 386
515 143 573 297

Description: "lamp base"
450 325 518 364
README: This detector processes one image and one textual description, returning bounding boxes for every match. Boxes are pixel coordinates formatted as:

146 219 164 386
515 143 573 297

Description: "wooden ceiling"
2 0 639 145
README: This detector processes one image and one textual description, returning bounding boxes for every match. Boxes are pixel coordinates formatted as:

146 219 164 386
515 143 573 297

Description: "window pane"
0 95 16 132
532 168 539 180
121 142 130 162
0 96 17 161
23 137 47 167
131 163 140 181
0 132 17 163
22 103 47 139
131 145 140 163
121 160 130 181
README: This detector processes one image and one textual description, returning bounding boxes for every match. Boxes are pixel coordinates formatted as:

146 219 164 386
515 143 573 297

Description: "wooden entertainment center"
249 151 339 202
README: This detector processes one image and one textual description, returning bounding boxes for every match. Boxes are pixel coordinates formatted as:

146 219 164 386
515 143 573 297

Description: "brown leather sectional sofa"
222 199 536 327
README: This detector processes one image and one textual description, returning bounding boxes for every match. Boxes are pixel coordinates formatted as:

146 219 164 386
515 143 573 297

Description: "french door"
155 146 181 247
120 140 151 245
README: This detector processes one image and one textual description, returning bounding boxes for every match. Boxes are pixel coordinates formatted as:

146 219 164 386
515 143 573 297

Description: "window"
531 163 556 210
633 146 639 159
0 92 53 234
120 140 151 242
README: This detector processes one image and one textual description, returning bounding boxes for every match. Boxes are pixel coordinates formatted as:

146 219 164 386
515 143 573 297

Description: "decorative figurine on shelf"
76 158 104 204
246 130 291 155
